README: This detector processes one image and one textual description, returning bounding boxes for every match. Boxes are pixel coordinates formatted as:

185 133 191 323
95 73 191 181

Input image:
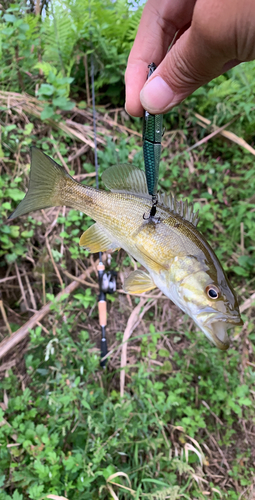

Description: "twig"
202 400 224 426
0 359 16 372
23 270 37 310
44 210 61 238
73 172 96 180
0 300 12 336
120 298 147 397
36 321 50 335
42 273 46 306
62 269 98 289
0 275 19 284
45 235 63 288
195 112 255 156
35 0 40 15
184 117 237 154
47 495 69 500
171 116 238 162
50 135 70 173
204 429 230 471
98 113 142 138
0 268 93 360
65 120 104 146
240 291 255 313
14 262 29 310
68 144 89 162
120 298 157 397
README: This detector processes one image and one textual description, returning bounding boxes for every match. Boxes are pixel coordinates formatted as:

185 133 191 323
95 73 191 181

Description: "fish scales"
61 180 213 274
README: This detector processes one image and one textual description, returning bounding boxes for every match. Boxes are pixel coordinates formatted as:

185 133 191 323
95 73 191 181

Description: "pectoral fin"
135 244 168 274
79 223 120 252
123 270 156 294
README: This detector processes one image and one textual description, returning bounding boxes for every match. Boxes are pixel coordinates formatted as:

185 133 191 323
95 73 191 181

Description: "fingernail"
140 76 176 113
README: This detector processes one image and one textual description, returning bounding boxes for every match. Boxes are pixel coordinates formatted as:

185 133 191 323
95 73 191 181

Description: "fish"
8 147 243 350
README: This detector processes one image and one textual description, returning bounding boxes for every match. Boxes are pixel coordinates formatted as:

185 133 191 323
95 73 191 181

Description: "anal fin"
123 270 156 294
79 223 120 253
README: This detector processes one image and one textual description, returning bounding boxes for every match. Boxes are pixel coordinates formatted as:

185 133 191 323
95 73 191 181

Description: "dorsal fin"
101 164 150 198
158 192 200 227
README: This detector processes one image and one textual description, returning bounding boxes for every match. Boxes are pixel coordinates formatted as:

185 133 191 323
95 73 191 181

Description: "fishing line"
90 51 99 192
90 41 116 368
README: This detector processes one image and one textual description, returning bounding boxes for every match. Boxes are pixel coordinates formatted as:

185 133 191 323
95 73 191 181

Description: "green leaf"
40 106 55 120
3 14 16 23
12 490 23 500
142 479 170 487
5 188 24 201
21 230 34 238
158 349 169 358
52 97 75 110
5 253 17 264
238 398 252 406
34 61 57 77
10 226 20 238
24 123 33 135
38 83 54 96
232 266 247 277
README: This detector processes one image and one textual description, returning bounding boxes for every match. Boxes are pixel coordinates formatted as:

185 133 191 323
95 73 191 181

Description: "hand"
125 0 255 116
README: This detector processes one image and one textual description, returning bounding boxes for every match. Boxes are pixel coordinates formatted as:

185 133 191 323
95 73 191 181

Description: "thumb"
140 25 235 114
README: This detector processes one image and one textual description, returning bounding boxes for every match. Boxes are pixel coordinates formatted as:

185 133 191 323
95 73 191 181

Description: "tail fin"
8 147 72 220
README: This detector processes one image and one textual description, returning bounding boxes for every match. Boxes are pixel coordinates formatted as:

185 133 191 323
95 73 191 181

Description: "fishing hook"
143 195 161 223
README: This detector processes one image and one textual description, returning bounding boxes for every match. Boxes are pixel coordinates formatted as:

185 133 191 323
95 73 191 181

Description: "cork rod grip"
98 300 107 327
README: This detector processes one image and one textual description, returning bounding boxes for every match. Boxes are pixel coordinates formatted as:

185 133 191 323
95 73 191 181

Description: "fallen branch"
0 267 93 360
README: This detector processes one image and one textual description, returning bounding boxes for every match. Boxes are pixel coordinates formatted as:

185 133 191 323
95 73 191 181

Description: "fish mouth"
210 321 231 350
199 315 243 350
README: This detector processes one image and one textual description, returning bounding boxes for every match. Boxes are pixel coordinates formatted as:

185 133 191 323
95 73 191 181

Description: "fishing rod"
143 63 163 219
90 50 117 368
90 61 161 365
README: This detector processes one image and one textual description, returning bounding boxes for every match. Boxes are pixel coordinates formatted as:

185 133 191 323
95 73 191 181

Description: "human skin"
125 0 255 116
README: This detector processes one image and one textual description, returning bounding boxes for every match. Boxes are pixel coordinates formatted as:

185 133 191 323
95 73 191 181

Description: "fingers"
139 0 255 113
126 0 255 115
139 24 229 114
125 0 196 117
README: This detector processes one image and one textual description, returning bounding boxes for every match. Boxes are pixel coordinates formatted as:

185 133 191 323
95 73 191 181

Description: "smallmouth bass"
9 148 242 349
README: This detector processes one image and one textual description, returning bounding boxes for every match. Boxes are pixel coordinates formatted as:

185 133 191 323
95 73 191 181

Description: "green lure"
143 63 163 197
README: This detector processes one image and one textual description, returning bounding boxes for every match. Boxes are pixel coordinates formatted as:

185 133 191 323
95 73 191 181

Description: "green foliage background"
0 1 255 500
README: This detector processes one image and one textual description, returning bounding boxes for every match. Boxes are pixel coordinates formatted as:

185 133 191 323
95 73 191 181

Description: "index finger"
125 0 196 116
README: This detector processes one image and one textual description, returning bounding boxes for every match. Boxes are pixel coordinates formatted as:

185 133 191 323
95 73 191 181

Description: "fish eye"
206 285 220 300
